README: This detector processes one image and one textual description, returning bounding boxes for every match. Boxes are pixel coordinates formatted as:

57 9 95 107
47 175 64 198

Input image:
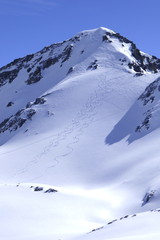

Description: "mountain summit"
1 27 160 144
1 27 160 240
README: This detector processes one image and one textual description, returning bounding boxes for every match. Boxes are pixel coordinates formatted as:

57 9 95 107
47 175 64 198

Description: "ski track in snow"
8 73 127 182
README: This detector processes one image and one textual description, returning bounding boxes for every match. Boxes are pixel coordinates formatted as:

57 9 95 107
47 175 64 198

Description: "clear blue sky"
0 0 160 67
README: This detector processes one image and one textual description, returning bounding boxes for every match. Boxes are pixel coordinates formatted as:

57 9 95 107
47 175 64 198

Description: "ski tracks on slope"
11 73 127 181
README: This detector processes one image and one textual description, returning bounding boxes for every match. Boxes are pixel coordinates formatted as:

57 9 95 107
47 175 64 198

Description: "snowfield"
1 27 160 239
75 210 160 240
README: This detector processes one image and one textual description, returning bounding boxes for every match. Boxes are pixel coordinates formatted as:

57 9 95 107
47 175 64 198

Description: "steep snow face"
106 76 160 144
0 27 160 144
1 27 160 240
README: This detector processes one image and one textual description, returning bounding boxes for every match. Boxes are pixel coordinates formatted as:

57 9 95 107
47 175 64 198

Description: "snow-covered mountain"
1 27 160 240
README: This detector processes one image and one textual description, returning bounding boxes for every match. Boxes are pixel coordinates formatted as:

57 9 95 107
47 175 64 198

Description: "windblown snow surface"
1 27 160 239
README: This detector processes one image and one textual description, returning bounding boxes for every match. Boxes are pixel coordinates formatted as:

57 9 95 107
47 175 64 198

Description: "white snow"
0 27 160 240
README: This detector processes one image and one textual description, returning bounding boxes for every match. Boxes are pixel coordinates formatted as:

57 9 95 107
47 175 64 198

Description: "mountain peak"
0 27 160 145
2 27 160 240
78 26 115 35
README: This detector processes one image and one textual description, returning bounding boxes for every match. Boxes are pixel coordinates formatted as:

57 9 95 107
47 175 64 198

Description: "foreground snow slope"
1 27 160 239
0 183 111 240
75 210 160 240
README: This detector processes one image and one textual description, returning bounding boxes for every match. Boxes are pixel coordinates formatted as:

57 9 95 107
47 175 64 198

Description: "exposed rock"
103 31 131 44
87 60 98 70
34 97 46 105
34 186 43 192
134 78 160 133
135 112 152 132
7 101 14 107
0 54 35 87
128 62 143 73
91 226 104 232
44 188 58 193
0 69 19 86
26 96 46 108
102 34 112 43
67 67 74 75
103 31 160 74
0 54 34 72
26 56 43 73
142 190 155 206
68 35 81 43
40 42 63 55
42 57 60 70
26 66 42 84
0 109 36 134
61 45 73 64
138 77 160 105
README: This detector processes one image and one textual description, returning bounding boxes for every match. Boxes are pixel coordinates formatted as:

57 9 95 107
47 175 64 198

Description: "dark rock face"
102 31 131 44
0 109 36 134
0 54 35 87
6 101 14 107
24 43 74 84
129 45 160 74
41 57 60 70
68 35 81 43
138 77 160 105
102 35 112 43
33 186 58 193
34 186 43 191
142 190 155 206
27 56 43 73
87 60 98 70
0 69 19 86
91 226 104 232
0 94 47 136
135 77 160 132
61 45 73 64
0 54 34 72
128 62 142 73
103 31 160 74
1 29 160 90
135 111 152 132
33 97 46 105
67 67 74 75
0 41 71 87
44 188 58 193
26 96 46 108
26 66 42 84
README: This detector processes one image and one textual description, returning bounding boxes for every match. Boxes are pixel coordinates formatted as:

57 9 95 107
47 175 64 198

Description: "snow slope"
1 27 160 239
75 210 160 240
